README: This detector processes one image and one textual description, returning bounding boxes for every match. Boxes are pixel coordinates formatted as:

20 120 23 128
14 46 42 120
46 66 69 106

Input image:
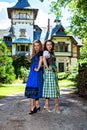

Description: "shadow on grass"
0 95 6 99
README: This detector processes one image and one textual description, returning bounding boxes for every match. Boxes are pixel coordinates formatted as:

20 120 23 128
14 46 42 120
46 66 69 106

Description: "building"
4 0 42 56
45 17 81 73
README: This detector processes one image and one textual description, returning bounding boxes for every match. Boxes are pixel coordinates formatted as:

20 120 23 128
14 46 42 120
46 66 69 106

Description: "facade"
4 0 42 56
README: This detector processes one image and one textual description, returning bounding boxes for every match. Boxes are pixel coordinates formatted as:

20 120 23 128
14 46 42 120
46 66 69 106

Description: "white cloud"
0 1 70 30
35 9 51 27
0 2 14 29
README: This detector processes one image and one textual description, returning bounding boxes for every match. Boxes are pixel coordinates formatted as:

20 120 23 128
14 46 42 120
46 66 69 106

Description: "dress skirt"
43 68 60 98
25 51 43 99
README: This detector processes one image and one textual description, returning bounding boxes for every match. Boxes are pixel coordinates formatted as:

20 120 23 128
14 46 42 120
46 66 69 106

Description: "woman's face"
46 41 52 52
34 42 41 53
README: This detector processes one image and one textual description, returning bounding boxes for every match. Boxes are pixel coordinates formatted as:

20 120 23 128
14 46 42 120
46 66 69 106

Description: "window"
16 13 30 19
55 42 68 52
20 29 26 37
59 45 64 52
59 63 64 72
21 45 25 51
17 45 29 52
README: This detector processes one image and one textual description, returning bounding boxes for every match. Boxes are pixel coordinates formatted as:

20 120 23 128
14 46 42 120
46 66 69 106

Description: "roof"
7 0 38 19
13 0 30 8
44 31 50 40
51 24 66 37
33 25 42 41
13 38 31 44
4 41 12 46
34 25 42 32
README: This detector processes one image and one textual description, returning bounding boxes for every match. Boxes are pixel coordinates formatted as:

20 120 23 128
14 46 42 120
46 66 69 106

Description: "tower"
6 0 40 56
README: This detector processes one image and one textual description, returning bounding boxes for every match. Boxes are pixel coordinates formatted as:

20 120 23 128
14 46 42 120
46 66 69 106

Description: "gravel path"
0 88 87 130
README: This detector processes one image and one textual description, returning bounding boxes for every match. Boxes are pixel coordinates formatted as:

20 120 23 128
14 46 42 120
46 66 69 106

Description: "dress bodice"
31 51 43 67
47 54 56 66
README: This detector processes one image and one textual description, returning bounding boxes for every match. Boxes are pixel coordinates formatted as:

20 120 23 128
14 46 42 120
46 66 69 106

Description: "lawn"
0 79 76 99
58 79 76 88
0 84 25 99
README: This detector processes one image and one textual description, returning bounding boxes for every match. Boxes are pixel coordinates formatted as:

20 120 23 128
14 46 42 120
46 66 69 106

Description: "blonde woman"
25 40 43 114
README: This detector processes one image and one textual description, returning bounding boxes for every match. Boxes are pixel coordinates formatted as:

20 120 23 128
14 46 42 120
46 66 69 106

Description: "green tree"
39 0 87 38
0 39 15 83
79 38 87 67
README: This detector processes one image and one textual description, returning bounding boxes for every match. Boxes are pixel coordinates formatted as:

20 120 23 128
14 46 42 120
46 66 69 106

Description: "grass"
0 79 76 99
0 84 25 99
59 79 76 88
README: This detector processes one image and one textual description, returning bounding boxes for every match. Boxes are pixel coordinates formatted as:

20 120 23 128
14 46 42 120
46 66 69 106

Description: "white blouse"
43 50 50 59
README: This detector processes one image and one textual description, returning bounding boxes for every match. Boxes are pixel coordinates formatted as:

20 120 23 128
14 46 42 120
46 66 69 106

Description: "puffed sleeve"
38 51 43 57
43 50 50 58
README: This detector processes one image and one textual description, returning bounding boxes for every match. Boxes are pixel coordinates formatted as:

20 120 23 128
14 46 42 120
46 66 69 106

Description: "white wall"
71 58 77 73
12 44 16 55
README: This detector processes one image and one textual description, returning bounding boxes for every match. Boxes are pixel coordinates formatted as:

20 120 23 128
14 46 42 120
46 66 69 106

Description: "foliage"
58 72 68 80
67 73 78 82
0 40 16 83
13 56 31 78
19 67 29 83
39 0 87 38
79 39 87 67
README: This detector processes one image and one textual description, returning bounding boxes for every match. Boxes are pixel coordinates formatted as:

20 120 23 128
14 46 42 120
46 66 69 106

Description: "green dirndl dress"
43 51 60 98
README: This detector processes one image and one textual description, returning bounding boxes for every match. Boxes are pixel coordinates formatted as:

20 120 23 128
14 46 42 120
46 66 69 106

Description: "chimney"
48 19 50 32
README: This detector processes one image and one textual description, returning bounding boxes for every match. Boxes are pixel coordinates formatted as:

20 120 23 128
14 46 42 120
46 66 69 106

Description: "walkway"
0 88 87 130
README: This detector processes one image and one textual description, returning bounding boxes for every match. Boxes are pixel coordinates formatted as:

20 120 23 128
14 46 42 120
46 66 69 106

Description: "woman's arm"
34 56 43 71
43 56 52 70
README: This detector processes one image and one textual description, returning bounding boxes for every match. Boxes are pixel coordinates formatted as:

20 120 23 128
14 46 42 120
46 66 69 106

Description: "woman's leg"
54 98 60 112
30 98 35 111
44 98 51 112
35 98 40 108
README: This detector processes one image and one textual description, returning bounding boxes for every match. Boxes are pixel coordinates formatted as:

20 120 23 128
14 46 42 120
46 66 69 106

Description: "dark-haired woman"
43 40 60 113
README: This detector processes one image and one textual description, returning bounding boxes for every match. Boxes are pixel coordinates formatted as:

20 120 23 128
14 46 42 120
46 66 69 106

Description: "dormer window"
16 13 30 19
55 42 68 52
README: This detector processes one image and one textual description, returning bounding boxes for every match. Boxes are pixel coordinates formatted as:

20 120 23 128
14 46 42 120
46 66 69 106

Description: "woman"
43 39 60 113
25 40 43 114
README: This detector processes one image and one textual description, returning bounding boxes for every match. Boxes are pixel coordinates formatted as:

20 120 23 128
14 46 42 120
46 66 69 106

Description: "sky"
0 0 70 29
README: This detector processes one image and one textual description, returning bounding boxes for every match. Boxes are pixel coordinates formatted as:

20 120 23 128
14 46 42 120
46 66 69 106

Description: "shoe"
36 107 40 112
29 106 37 114
56 111 61 114
44 106 51 112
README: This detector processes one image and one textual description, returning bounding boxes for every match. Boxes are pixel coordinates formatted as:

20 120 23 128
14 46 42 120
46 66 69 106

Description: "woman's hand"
34 68 39 71
46 67 52 71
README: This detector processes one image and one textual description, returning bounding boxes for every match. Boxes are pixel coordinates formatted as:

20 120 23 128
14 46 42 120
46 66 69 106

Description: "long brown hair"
44 39 54 54
32 40 42 58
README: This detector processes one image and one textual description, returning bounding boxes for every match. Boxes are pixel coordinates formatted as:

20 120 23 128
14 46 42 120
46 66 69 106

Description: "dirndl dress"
43 50 60 98
25 51 43 98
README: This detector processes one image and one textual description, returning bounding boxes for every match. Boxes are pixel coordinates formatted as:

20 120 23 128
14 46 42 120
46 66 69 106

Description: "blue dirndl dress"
25 51 43 98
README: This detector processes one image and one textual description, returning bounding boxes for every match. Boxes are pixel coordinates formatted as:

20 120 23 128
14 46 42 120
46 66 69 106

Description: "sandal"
44 105 51 112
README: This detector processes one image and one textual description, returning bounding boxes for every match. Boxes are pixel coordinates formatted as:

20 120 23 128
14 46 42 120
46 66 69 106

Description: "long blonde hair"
32 40 42 58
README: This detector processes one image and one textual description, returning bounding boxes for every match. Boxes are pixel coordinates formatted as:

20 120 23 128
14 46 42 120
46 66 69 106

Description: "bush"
58 72 68 80
19 67 29 83
0 40 16 83
67 72 78 82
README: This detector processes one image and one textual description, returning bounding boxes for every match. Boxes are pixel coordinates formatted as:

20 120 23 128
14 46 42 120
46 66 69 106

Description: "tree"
0 39 16 83
79 38 87 67
39 0 87 38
